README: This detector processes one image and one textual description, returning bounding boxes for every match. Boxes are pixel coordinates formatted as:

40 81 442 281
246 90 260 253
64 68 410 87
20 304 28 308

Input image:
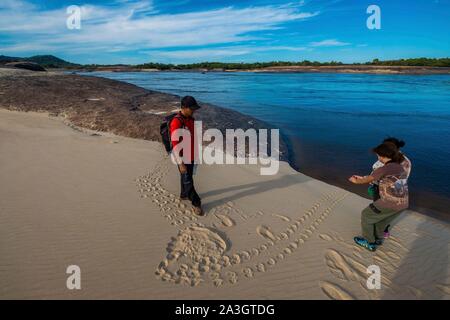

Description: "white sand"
1 109 449 299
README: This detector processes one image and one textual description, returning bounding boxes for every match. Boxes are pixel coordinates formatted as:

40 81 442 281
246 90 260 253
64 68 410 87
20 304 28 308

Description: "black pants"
179 164 201 208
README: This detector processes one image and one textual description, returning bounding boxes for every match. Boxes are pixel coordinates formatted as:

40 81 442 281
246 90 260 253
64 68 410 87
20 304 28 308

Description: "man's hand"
178 163 187 174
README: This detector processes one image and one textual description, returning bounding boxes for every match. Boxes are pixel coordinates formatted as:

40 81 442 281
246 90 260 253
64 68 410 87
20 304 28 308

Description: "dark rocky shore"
0 67 289 160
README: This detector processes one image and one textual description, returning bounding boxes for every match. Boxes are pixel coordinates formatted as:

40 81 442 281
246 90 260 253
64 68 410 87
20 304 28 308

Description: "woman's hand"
348 175 375 185
349 175 363 184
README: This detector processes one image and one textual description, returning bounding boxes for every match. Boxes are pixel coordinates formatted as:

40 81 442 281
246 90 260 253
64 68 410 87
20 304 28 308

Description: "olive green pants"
361 204 402 243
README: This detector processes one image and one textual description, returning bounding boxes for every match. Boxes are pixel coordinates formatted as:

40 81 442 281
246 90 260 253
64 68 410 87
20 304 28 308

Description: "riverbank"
0 67 288 160
61 65 450 75
228 65 450 74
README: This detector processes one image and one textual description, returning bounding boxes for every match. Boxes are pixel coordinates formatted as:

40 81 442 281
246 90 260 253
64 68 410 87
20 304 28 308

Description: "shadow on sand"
382 219 449 299
201 172 313 211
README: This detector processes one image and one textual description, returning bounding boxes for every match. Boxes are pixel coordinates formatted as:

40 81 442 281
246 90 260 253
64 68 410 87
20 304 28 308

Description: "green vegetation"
1 54 449 70
364 58 450 67
137 58 450 70
136 60 345 70
135 62 175 70
26 55 81 68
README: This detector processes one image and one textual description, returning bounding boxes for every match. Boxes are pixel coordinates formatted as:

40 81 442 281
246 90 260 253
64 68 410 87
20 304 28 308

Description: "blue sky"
0 0 449 64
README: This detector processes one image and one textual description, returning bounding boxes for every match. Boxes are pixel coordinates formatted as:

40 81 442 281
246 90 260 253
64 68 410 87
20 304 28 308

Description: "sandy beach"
225 65 450 74
64 65 450 74
1 108 449 299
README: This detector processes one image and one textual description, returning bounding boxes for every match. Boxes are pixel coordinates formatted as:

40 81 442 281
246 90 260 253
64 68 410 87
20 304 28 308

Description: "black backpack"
160 113 184 153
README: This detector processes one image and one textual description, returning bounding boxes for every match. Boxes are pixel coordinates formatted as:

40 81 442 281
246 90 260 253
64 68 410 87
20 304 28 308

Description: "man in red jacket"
169 96 203 216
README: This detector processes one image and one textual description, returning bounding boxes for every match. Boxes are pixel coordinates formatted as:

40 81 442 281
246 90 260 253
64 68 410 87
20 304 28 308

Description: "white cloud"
0 1 319 56
0 43 56 53
148 48 252 60
309 39 350 47
143 45 308 62
0 0 36 10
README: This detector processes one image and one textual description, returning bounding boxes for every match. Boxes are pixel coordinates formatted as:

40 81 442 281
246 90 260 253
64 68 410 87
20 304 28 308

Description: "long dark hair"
373 142 405 163
383 137 406 149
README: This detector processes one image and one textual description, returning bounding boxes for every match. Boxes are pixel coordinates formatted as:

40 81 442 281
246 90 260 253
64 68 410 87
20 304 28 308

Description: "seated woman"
368 137 411 238
349 142 409 252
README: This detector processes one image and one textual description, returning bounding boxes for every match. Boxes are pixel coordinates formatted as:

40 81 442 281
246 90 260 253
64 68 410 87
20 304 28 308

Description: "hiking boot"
193 206 204 216
354 236 377 252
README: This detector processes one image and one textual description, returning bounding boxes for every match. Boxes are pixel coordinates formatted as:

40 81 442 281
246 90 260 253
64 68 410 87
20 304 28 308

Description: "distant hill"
0 55 80 68
0 55 23 64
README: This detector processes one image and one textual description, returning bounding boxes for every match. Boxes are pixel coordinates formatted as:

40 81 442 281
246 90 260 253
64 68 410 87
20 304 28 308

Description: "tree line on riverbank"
135 58 450 70
1 55 449 70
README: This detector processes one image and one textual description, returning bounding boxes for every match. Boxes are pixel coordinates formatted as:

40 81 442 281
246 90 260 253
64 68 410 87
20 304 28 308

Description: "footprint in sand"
240 194 342 275
142 159 351 287
272 214 291 222
157 226 228 281
320 281 355 300
240 251 251 261
220 255 231 267
325 249 366 283
288 241 298 250
436 284 450 296
226 271 238 284
279 232 289 240
242 267 254 278
318 231 364 251
267 258 277 266
214 213 236 227
256 263 267 273
251 248 260 256
213 278 224 287
323 239 411 299
256 225 277 241
230 253 241 265
319 234 333 241
276 253 285 261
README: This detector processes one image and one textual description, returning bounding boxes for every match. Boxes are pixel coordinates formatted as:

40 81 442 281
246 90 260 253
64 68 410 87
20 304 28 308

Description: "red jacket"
169 112 196 163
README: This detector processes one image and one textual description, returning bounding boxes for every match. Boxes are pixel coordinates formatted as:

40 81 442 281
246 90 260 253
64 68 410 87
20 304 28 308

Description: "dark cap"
181 96 201 110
